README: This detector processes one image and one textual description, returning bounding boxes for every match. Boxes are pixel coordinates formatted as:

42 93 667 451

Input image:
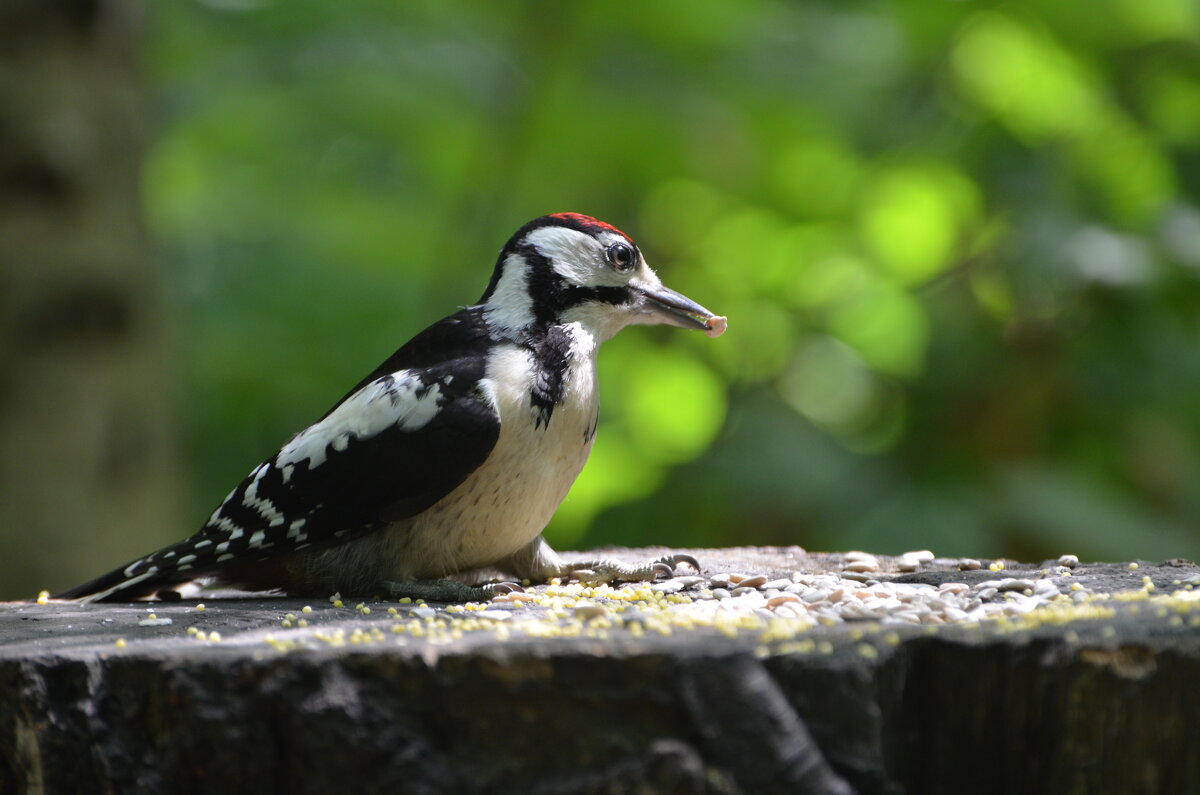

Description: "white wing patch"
278 372 443 470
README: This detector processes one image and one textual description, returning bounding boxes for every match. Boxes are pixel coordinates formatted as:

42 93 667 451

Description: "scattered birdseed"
36 590 50 605
114 638 126 648
1128 562 1140 571
195 604 206 612
958 558 982 571
1057 554 1079 569
138 617 173 627
573 603 608 621
96 552 1188 657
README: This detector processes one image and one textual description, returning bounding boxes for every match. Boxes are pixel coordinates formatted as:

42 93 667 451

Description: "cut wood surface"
3 547 1199 794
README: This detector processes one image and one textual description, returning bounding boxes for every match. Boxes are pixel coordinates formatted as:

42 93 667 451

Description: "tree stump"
3 547 1198 794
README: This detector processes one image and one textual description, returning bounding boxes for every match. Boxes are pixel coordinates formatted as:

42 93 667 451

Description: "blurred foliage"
147 0 1200 561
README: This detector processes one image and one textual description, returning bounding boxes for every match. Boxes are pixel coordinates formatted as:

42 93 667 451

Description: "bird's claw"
651 562 675 579
560 553 703 585
485 581 523 596
653 553 701 575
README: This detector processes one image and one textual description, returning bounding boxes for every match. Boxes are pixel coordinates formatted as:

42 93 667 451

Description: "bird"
55 212 727 603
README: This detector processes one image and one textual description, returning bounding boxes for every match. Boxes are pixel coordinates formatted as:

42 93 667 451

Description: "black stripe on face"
516 244 630 329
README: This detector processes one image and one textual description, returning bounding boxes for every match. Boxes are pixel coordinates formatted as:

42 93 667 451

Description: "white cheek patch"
525 226 597 283
525 226 635 288
484 252 536 334
279 372 443 470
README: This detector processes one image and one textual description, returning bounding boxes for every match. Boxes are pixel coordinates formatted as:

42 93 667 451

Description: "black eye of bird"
606 241 636 271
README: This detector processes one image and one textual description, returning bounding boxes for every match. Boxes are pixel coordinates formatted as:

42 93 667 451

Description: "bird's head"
480 213 727 343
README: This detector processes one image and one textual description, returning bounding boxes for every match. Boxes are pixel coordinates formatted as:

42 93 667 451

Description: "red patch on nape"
548 212 632 242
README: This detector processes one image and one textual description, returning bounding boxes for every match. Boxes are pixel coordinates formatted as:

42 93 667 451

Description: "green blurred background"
8 0 1200 596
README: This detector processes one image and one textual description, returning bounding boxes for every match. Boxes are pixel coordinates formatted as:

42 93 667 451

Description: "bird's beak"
633 282 728 339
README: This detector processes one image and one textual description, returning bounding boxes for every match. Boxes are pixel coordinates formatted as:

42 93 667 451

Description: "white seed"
958 558 982 571
942 607 969 623
137 617 173 627
1034 580 1060 597
843 560 880 573
904 550 936 563
1057 554 1079 569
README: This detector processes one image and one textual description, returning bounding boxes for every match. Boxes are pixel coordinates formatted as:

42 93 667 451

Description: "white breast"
378 325 600 579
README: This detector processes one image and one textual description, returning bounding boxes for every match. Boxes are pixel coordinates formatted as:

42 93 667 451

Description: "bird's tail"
53 556 190 602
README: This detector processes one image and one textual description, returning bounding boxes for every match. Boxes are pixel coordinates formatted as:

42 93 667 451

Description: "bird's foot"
379 578 523 603
558 553 701 586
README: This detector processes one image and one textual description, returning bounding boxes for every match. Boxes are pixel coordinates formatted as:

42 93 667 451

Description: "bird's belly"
404 416 594 576
366 345 597 579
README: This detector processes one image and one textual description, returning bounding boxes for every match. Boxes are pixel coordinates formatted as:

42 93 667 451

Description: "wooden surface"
3 547 1199 794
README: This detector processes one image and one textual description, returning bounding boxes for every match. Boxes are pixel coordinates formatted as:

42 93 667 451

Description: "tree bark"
0 0 181 598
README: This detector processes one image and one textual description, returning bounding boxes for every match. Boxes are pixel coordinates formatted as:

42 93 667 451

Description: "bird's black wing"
56 307 501 601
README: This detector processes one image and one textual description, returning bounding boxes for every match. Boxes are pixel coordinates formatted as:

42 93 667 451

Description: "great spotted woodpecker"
56 213 727 602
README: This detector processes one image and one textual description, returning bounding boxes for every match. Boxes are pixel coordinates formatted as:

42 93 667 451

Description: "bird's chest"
491 339 599 476
402 331 600 573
